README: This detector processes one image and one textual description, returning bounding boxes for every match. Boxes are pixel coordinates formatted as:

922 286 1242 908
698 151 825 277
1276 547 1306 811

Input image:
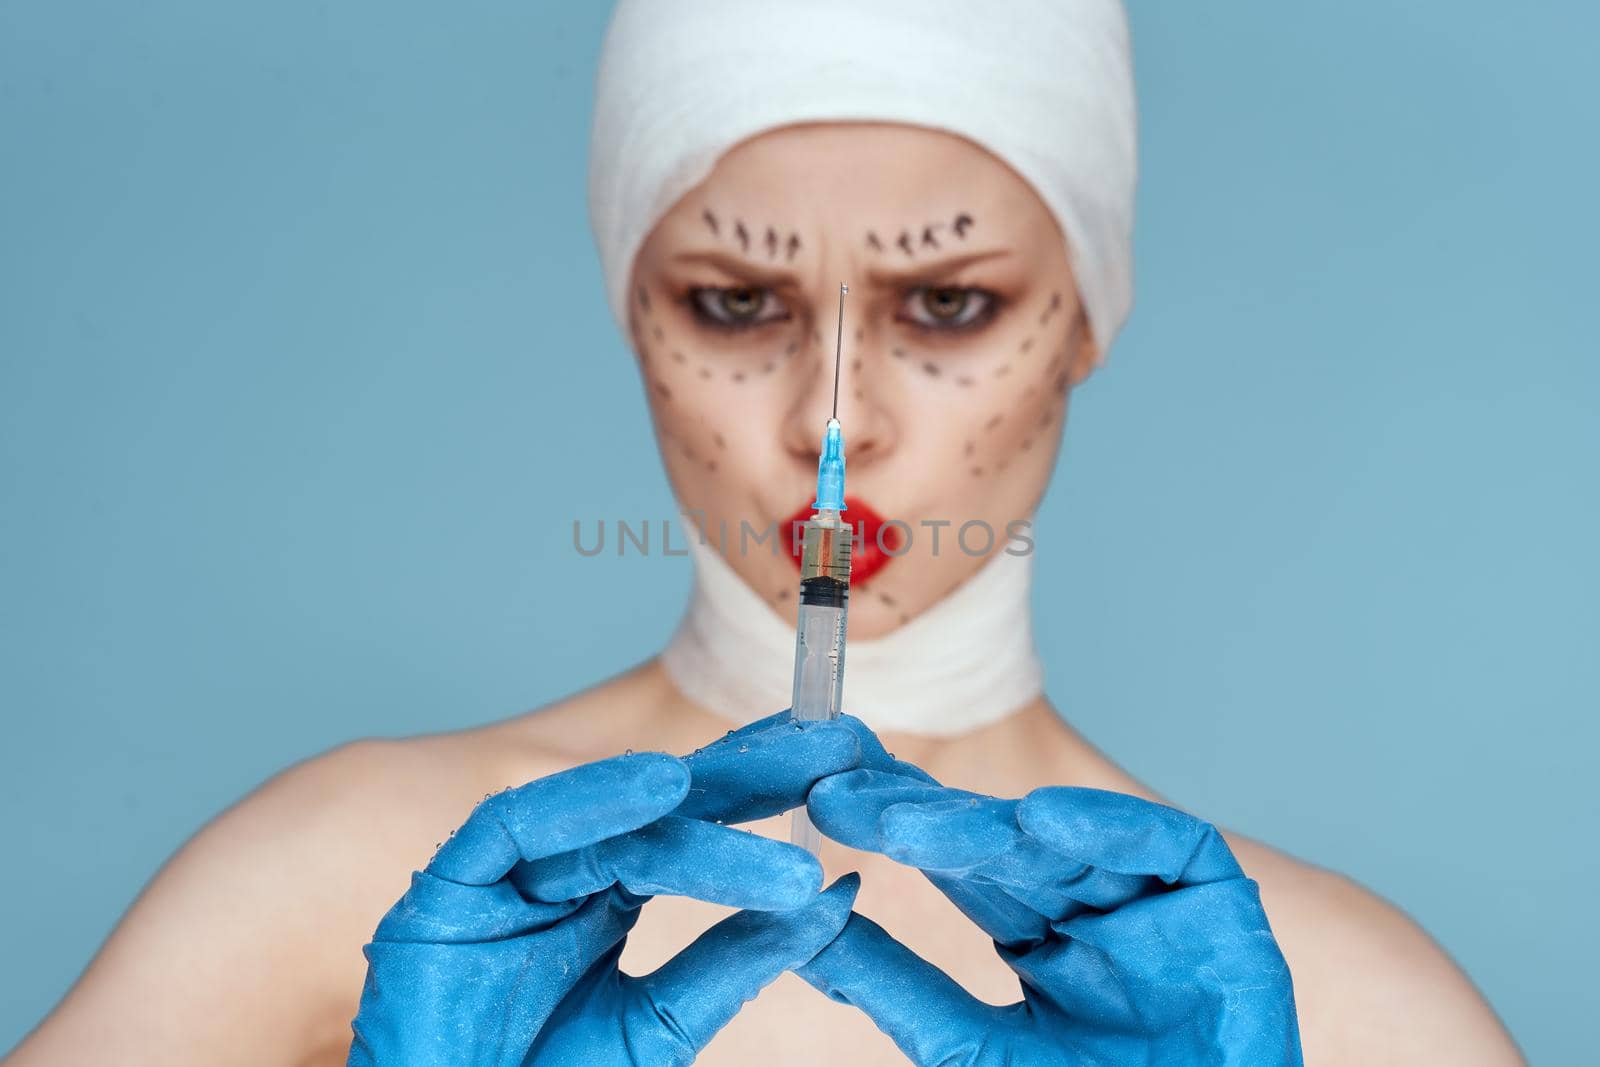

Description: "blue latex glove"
800 757 1304 1065
348 711 862 1066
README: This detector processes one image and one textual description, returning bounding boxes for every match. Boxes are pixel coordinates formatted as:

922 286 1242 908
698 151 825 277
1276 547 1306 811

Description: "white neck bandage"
662 532 1044 736
588 0 1136 735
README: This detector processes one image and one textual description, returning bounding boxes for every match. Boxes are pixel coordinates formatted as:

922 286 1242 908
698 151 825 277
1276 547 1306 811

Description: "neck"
660 532 1046 738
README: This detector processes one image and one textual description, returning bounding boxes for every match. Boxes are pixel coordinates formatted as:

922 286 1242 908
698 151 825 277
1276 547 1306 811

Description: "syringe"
790 284 852 856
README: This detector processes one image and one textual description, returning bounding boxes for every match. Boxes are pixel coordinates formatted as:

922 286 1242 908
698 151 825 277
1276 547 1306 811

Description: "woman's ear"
1065 307 1100 388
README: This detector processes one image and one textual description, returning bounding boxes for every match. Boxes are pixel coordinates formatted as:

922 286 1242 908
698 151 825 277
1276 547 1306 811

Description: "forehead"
673 122 1051 234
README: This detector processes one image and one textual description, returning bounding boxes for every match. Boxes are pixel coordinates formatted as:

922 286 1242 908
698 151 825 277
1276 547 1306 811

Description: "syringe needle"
831 283 848 420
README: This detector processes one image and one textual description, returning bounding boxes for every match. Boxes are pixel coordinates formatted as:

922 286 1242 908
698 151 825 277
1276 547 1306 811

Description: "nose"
780 287 897 474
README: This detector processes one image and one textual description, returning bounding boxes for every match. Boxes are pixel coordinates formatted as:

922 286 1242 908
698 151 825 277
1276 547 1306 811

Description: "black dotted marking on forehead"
921 225 941 249
765 226 778 259
734 220 749 253
786 233 801 261
952 213 974 238
897 231 914 256
866 231 884 252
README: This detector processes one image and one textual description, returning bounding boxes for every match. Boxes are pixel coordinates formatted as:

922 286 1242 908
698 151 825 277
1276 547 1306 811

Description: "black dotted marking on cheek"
1021 437 1034 452
854 328 864 345
786 233 801 261
699 367 712 380
762 362 775 374
777 588 790 601
997 457 1009 472
734 220 749 253
1020 336 1034 354
732 371 745 383
952 212 974 238
971 466 984 477
922 362 941 378
651 324 664 342
964 440 975 457
653 381 672 401
713 432 726 449
995 364 1012 378
1039 408 1053 428
671 350 687 364
706 459 718 473
891 346 907 360
899 612 912 625
985 413 1003 431
637 286 651 311
813 329 823 345
877 590 896 607
1022 384 1036 399
702 209 719 235
956 374 975 388
897 231 915 256
1054 370 1071 396
854 388 864 401
851 356 863 373
765 226 778 258
921 225 940 249
1050 291 1062 311
866 231 883 252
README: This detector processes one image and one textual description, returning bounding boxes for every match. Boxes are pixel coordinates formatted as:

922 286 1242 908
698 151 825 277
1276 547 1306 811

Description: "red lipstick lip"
783 495 903 588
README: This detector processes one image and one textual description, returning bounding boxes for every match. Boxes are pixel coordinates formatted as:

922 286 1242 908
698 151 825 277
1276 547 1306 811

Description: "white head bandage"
588 0 1137 355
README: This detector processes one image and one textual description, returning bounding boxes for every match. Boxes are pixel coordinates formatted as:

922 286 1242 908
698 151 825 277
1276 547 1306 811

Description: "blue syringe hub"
812 418 846 511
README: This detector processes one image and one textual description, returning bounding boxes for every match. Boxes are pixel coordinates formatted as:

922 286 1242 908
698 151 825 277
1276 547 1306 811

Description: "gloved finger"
811 771 1162 937
829 713 941 783
1017 787 1245 885
625 874 862 1062
880 797 1157 920
512 814 823 910
372 870 584 943
797 911 1002 1065
679 716 861 825
428 753 689 885
806 769 979 852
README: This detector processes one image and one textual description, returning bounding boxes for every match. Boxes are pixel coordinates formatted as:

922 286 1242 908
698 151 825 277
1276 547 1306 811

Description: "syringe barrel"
790 509 851 722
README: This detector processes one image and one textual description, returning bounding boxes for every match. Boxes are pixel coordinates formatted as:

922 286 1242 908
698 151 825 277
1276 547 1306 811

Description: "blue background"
2 1 1594 1059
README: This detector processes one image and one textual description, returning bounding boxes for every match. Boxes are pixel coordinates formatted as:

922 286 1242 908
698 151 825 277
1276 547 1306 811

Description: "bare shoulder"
9 668 659 1066
1228 835 1525 1066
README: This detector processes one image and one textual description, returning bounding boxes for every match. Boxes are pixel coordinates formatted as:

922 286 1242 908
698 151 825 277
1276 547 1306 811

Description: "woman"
7 1 1523 1064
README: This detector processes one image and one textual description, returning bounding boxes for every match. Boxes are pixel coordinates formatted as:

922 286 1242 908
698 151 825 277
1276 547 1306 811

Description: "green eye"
901 286 997 330
689 286 788 329
923 287 970 320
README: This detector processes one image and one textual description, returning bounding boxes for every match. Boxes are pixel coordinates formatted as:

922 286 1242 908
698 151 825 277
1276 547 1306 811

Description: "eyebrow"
670 250 800 286
863 249 1013 285
671 248 1014 286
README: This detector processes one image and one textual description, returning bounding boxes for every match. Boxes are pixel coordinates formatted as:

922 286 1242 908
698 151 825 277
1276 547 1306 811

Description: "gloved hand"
799 746 1303 1066
348 711 862 1066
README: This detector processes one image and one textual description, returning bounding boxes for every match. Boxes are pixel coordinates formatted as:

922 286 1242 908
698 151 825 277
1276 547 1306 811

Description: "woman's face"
628 123 1097 639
